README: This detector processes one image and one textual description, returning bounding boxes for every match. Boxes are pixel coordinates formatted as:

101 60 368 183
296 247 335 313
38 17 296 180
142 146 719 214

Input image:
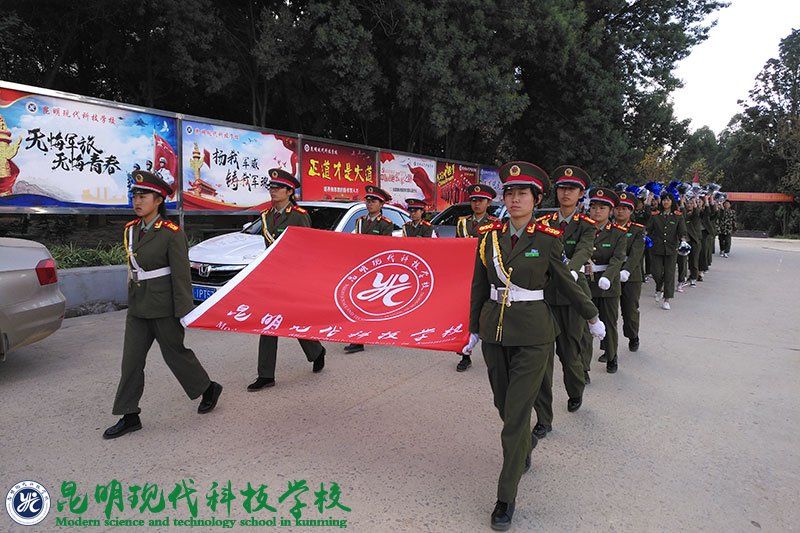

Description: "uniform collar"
140 214 161 232
557 208 577 225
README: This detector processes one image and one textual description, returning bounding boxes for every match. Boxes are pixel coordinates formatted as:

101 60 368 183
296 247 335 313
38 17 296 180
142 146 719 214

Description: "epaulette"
536 214 550 223
421 220 432 227
290 205 308 214
157 220 180 232
381 216 392 224
125 218 140 228
487 215 499 221
630 222 644 228
651 210 660 215
613 223 627 232
674 210 683 215
536 223 563 238
578 213 596 224
478 221 503 234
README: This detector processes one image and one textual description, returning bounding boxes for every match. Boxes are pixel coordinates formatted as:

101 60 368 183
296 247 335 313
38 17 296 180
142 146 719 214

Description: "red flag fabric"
153 133 178 176
183 227 476 351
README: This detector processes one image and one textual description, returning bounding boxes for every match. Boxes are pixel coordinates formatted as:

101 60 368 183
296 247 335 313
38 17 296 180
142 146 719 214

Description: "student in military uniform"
344 185 394 354
455 183 498 372
585 188 627 373
456 183 498 238
248 169 326 391
613 192 646 352
698 195 718 278
461 161 605 531
104 171 222 439
647 191 688 310
531 165 595 442
402 198 437 237
675 195 689 293
684 196 703 286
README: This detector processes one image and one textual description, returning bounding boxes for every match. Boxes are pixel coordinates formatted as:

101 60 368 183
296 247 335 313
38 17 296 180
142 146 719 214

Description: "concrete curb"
58 265 127 310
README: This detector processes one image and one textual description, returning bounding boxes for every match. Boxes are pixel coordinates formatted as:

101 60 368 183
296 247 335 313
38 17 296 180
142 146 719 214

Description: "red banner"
300 140 376 201
183 227 476 351
435 161 479 211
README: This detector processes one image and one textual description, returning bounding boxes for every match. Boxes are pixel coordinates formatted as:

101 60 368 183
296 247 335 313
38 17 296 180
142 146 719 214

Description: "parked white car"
188 201 411 302
0 238 66 359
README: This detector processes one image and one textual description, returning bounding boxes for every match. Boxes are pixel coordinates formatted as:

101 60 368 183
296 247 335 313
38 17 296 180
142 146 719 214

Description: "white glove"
461 333 479 355
571 270 579 282
619 270 630 283
588 319 606 340
598 276 611 290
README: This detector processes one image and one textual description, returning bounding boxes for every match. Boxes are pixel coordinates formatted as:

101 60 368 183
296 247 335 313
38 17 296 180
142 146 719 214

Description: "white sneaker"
654 291 662 302
661 300 671 310
690 279 697 287
677 283 685 293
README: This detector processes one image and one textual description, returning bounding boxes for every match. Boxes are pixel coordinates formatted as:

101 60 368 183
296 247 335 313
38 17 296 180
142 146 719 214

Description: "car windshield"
243 205 348 234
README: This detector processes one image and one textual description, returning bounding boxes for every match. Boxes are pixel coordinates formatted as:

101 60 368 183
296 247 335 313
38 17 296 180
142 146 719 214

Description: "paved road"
2 237 799 532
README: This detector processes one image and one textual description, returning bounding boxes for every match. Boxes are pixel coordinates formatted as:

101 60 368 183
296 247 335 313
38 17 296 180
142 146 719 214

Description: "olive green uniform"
588 223 627 366
456 214 497 238
618 221 645 343
684 207 703 280
647 209 688 299
402 220 435 237
533 211 596 428
112 216 211 415
257 204 324 377
355 214 395 236
699 205 718 271
471 218 598 504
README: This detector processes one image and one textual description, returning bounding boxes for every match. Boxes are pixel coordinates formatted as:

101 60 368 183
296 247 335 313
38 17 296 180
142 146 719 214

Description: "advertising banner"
183 227 475 352
0 87 178 208
300 140 376 201
435 161 479 210
479 167 502 199
379 152 436 209
182 120 296 211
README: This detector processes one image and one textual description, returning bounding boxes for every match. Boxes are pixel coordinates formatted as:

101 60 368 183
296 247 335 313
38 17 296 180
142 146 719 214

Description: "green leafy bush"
50 243 128 269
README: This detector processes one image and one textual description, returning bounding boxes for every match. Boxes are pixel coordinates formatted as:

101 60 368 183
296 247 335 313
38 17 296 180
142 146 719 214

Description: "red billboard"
300 140 376 201
435 161 480 211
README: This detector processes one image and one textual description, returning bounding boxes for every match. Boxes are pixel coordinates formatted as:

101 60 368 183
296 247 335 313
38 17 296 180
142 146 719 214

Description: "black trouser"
651 253 677 299
113 314 211 415
688 237 701 280
699 230 710 271
258 335 324 379
592 296 619 364
719 233 732 254
620 281 642 341
677 254 688 283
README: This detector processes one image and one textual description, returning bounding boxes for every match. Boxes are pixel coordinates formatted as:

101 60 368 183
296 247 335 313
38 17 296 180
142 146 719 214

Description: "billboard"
300 140 376 201
0 87 178 208
181 120 296 211
479 167 501 200
379 152 436 209
435 161 479 210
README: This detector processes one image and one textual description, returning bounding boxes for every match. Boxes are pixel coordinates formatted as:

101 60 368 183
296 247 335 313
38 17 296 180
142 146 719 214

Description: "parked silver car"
430 203 558 237
0 238 66 359
188 201 411 302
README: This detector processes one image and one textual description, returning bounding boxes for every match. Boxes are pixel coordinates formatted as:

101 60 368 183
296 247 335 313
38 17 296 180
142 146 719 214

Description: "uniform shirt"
260 203 311 246
619 221 646 283
469 218 598 346
588 222 627 298
537 210 596 307
684 208 703 243
456 213 497 238
402 220 436 237
646 209 688 255
139 215 160 234
355 212 394 235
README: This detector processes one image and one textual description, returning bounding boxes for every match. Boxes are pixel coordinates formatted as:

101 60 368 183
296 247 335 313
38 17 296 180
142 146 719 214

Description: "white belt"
593 264 609 272
490 284 544 305
132 266 171 282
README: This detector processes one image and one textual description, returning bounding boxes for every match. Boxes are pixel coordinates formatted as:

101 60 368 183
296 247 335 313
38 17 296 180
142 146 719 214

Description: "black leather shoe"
607 360 618 374
247 377 275 391
456 355 472 372
567 397 582 412
629 337 639 352
343 343 364 354
598 352 608 363
490 500 515 531
103 414 142 439
198 381 222 413
532 422 552 439
584 370 591 384
312 349 326 373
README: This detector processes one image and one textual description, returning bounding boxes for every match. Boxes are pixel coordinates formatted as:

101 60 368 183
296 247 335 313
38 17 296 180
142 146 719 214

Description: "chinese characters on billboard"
379 152 436 209
435 161 479 211
0 88 178 208
181 121 296 211
300 140 376 201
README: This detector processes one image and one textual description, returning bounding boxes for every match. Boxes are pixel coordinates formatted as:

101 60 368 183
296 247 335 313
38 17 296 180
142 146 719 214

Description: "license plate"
192 285 217 302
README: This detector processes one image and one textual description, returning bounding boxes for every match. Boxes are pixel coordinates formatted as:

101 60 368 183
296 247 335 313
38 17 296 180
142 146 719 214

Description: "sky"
671 0 800 134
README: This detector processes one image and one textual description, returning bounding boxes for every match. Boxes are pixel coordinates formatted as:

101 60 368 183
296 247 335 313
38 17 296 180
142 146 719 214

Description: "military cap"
406 198 427 209
466 183 496 201
269 168 301 190
498 161 550 196
617 191 635 210
588 187 619 207
365 185 392 203
131 170 172 198
552 165 591 190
